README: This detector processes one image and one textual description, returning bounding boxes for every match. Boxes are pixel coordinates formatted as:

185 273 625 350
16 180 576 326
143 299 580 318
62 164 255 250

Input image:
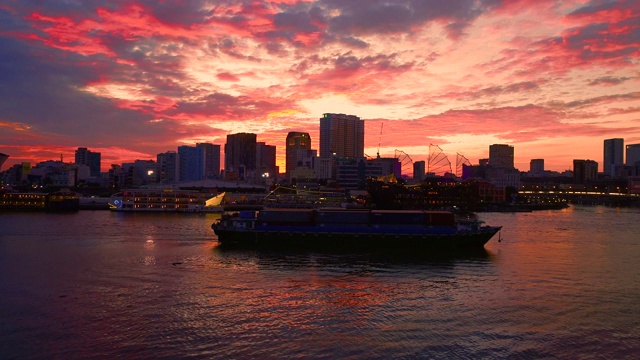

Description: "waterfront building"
489 144 514 169
319 113 365 179
530 159 544 175
335 158 384 190
256 142 277 182
178 145 205 182
156 151 179 183
573 159 598 184
414 161 426 181
603 138 624 177
286 132 312 176
74 147 101 177
225 133 257 181
196 143 221 179
626 143 640 166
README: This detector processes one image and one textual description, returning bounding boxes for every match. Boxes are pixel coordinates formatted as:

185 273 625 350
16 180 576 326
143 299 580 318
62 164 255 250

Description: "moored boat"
212 208 502 250
108 189 225 212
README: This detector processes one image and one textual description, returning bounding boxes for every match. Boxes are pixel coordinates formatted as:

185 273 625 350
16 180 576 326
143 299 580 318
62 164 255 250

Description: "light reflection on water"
0 206 639 359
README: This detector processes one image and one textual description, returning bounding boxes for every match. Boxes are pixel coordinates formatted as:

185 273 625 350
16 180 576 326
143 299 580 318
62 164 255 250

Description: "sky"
1 0 639 175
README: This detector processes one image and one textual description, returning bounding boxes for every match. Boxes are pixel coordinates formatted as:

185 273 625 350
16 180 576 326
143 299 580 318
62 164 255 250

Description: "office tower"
603 138 624 176
178 145 205 182
196 143 221 179
74 147 101 177
319 113 364 159
530 159 544 175
626 144 640 166
225 133 257 180
286 132 312 175
256 142 277 179
157 151 179 183
489 144 514 169
413 160 425 180
573 159 598 184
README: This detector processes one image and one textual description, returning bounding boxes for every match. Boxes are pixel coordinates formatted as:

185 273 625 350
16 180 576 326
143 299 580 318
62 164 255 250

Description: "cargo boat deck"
212 208 502 250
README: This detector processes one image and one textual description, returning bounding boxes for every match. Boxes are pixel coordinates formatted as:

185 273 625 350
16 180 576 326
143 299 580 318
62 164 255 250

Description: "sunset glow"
1 1 639 172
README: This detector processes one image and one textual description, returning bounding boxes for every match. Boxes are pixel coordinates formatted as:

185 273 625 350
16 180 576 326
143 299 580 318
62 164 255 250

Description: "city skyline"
1 1 639 172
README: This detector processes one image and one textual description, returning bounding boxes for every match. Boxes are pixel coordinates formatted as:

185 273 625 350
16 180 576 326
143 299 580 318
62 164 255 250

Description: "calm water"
1 206 638 359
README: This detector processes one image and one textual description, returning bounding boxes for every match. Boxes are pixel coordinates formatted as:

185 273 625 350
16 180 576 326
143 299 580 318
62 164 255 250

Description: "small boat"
109 189 225 213
212 208 502 250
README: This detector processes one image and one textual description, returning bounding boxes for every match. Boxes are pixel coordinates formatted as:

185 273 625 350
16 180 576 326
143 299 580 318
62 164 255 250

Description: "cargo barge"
212 209 502 250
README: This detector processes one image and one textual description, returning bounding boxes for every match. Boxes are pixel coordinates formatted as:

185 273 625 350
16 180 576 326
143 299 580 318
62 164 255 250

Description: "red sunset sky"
1 0 639 173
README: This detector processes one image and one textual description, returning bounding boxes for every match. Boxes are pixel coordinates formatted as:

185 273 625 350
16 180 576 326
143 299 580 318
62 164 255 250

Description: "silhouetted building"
413 161 425 180
603 138 624 177
489 144 514 169
75 147 101 177
196 143 221 179
286 132 312 176
573 159 598 184
319 113 365 179
626 143 640 166
0 152 8 171
225 133 257 181
178 145 205 182
156 151 179 183
530 159 544 175
256 142 277 181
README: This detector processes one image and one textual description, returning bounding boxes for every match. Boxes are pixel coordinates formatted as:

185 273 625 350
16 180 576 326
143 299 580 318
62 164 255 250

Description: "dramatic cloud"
1 0 639 172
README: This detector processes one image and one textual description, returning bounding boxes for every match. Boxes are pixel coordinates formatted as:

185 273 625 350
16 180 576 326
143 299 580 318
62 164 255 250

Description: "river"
1 205 638 359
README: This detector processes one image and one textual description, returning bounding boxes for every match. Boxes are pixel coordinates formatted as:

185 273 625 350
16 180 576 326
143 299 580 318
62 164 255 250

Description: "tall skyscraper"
225 133 257 180
178 145 205 182
413 160 425 180
625 143 640 166
286 132 312 175
603 138 624 176
74 147 101 177
319 113 364 159
488 144 514 169
196 143 221 179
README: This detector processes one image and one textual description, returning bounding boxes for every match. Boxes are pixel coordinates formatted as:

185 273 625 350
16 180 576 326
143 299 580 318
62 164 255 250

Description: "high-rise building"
319 113 364 159
225 133 257 180
603 138 624 176
196 143 221 179
488 144 514 169
626 143 640 166
286 132 312 175
156 151 179 183
178 145 205 182
573 159 598 184
74 147 101 177
256 142 277 180
413 160 425 180
530 159 544 175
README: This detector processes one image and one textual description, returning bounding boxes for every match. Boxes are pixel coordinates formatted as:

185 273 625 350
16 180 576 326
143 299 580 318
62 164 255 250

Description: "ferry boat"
108 189 225 212
212 208 502 250
0 190 79 212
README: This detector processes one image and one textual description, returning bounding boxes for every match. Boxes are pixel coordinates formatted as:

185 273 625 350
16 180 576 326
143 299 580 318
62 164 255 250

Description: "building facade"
573 159 598 184
285 132 312 176
256 142 277 181
178 145 205 182
603 138 624 177
530 159 544 175
489 144 514 169
74 147 101 177
225 133 257 180
156 151 179 183
196 143 221 179
319 113 365 180
626 143 640 166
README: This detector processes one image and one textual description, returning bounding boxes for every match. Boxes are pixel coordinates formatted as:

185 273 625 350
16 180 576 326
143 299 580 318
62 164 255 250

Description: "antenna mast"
377 122 383 159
